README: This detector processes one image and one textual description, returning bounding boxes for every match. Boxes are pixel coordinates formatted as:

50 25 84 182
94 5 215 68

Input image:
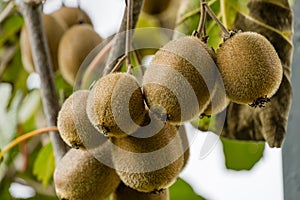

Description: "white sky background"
41 1 284 200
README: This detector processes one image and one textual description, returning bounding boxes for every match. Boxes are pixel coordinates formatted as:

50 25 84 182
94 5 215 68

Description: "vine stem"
16 0 67 162
111 54 127 73
102 0 144 76
125 0 133 73
203 2 231 38
194 0 207 38
0 126 59 162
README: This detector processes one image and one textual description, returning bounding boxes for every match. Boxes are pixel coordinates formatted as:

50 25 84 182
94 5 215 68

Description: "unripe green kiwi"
58 24 102 85
51 6 92 29
111 113 184 193
143 0 171 15
216 31 283 105
20 14 65 73
87 72 147 138
54 148 120 200
143 36 217 124
57 90 103 149
111 182 169 200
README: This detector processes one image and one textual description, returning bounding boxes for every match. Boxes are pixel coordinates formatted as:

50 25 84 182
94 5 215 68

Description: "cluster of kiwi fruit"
56 70 190 199
54 24 282 200
144 30 282 121
54 2 283 199
20 5 102 86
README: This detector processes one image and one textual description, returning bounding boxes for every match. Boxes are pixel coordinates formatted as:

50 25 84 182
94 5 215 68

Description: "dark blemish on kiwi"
70 141 81 149
95 124 110 136
249 96 270 108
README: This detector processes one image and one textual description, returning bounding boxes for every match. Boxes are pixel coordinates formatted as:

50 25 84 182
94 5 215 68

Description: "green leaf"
33 143 55 187
221 137 265 170
0 177 14 200
54 73 73 101
2 47 29 94
220 0 249 29
174 0 250 49
26 194 58 200
169 178 206 200
174 0 200 38
0 14 24 46
0 1 7 13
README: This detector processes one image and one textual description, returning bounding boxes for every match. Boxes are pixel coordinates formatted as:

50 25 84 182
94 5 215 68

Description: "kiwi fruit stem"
193 0 207 38
111 55 127 74
202 2 231 38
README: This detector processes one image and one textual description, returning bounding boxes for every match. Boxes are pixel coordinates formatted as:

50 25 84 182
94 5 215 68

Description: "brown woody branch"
17 0 67 162
102 0 144 76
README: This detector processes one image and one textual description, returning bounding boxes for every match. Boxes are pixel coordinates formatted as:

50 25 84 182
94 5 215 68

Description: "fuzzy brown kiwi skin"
201 76 230 116
58 24 102 85
143 36 216 124
111 182 169 200
51 6 92 29
111 113 184 193
54 148 120 200
57 90 102 150
177 125 190 169
216 31 283 105
20 14 65 73
86 72 147 138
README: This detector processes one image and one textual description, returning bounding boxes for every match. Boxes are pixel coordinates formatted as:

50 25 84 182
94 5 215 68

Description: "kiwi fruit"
51 6 92 29
54 148 120 200
143 36 217 124
20 14 65 73
111 182 169 200
201 75 230 116
57 90 105 149
58 24 102 85
87 72 147 138
178 125 190 169
216 31 283 105
111 112 184 193
143 0 171 15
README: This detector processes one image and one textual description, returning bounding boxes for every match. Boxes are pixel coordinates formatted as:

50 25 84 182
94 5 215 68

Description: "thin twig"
0 126 58 162
16 1 67 162
125 0 133 73
195 0 207 38
82 40 113 88
0 1 15 24
102 0 144 76
175 0 217 25
110 54 127 73
203 2 230 38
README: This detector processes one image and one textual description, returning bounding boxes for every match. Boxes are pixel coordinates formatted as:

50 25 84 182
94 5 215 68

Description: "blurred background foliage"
0 0 291 199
